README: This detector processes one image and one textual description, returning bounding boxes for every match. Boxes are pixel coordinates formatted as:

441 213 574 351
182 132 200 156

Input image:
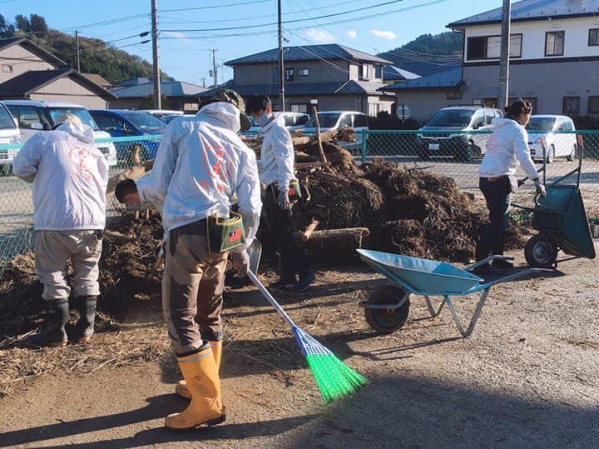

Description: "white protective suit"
479 117 539 181
137 101 262 252
13 122 108 230
258 116 295 192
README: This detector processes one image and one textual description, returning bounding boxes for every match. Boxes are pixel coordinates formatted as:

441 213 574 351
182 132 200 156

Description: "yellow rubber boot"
165 347 226 430
175 340 222 400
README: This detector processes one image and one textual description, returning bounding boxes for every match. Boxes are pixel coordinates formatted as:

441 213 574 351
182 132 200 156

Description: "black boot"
25 299 69 348
291 247 315 292
271 247 296 288
73 295 97 344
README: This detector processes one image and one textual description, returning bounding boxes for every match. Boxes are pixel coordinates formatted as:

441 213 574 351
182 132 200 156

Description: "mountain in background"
377 31 463 77
0 13 173 84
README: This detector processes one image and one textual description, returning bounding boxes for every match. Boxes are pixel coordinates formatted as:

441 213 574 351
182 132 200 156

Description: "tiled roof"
381 67 463 91
110 81 207 98
0 68 116 99
383 65 421 81
82 73 112 87
226 44 392 66
448 0 599 28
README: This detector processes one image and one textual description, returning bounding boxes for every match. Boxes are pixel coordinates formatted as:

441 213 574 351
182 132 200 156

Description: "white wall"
464 16 599 61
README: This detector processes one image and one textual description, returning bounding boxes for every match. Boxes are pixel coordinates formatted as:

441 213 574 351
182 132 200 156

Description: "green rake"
247 270 368 403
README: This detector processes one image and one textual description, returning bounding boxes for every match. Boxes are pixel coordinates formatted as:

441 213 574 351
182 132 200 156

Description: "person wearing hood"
13 113 108 347
116 89 262 430
245 94 315 292
475 98 546 273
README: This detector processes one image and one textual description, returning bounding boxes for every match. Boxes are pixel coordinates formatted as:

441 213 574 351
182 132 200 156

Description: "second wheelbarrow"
357 249 548 337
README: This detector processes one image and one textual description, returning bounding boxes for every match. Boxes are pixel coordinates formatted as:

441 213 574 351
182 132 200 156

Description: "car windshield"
47 108 98 130
124 113 165 131
305 113 341 128
526 117 556 132
0 104 16 130
427 109 474 127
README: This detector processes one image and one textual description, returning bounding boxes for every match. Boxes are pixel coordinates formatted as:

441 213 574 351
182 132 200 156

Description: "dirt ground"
1 243 598 449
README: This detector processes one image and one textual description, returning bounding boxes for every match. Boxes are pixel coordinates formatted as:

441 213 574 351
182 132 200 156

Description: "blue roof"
226 44 392 66
448 0 599 28
381 67 463 91
198 80 392 99
383 65 421 81
110 81 207 99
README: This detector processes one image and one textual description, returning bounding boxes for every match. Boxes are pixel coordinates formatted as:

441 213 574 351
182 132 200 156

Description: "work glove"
231 250 250 277
277 189 292 211
534 179 546 197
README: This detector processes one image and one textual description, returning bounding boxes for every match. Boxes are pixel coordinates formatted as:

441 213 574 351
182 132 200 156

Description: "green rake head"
293 327 368 403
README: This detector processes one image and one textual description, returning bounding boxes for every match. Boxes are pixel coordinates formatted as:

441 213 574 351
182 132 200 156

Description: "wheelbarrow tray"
357 249 483 295
532 185 595 259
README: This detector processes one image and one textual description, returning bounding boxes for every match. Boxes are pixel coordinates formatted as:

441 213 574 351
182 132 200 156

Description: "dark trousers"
265 184 311 280
477 176 511 261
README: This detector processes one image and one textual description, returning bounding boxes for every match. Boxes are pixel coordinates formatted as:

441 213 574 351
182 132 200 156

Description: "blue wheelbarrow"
357 249 548 337
513 142 596 268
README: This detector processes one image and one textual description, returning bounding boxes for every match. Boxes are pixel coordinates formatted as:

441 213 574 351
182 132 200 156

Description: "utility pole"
200 77 206 88
498 0 511 110
211 49 218 87
278 0 285 111
75 30 80 72
151 0 161 109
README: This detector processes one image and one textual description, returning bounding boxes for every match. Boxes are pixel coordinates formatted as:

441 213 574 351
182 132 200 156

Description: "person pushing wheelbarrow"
475 98 546 274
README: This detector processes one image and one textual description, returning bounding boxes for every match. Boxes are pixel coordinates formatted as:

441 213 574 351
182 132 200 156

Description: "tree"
0 14 15 37
29 14 48 36
14 14 30 33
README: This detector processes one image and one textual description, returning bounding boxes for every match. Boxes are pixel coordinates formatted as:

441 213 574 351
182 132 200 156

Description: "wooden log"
106 165 147 195
103 230 134 244
312 105 329 165
299 218 320 242
306 227 370 264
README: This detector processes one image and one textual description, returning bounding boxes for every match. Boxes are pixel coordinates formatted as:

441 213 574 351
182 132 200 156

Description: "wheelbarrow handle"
518 166 545 186
479 268 553 289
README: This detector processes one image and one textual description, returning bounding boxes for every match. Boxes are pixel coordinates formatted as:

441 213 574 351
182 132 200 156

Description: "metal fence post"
360 129 368 164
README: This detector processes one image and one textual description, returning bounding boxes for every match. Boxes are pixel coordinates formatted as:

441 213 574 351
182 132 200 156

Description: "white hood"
195 102 242 134
56 121 96 144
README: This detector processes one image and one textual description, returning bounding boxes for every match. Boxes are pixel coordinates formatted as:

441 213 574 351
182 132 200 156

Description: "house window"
298 68 309 76
563 96 580 114
290 103 308 113
2 64 13 73
545 31 565 56
589 29 599 46
467 34 522 60
588 96 599 114
360 64 370 80
285 68 294 82
447 91 463 100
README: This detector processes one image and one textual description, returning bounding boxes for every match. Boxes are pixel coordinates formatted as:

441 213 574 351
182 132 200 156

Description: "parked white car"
301 111 368 151
140 109 184 121
242 112 310 139
3 100 117 167
526 115 578 163
0 101 22 175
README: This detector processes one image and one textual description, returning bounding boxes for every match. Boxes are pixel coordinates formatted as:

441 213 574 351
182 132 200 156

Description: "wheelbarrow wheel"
364 285 410 334
524 234 557 268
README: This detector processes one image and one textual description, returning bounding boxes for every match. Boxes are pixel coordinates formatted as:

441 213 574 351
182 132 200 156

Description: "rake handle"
247 271 296 329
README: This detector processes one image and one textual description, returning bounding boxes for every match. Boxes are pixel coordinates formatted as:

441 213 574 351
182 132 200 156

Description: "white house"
383 0 599 124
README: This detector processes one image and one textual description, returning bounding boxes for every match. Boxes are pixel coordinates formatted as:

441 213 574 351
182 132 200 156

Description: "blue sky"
0 0 502 85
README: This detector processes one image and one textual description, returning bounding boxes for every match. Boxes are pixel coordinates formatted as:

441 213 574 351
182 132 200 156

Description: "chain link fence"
2 130 598 278
0 135 161 278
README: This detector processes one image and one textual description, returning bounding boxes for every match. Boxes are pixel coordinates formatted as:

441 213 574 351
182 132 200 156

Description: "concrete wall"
0 45 55 84
31 78 108 109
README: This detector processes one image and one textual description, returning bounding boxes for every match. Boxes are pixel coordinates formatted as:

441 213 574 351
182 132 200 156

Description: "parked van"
301 111 368 150
3 100 117 167
526 115 578 163
417 106 503 161
0 101 21 175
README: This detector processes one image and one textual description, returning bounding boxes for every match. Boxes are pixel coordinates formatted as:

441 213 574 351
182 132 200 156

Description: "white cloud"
371 29 396 40
303 28 336 44
347 30 358 39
